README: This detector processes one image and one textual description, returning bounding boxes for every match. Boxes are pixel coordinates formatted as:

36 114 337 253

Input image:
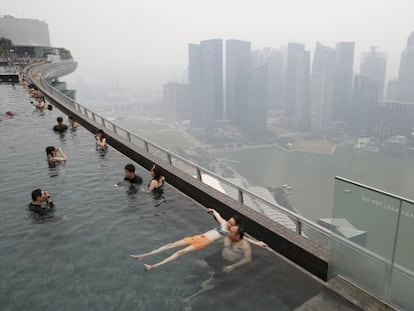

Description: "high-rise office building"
286 43 306 120
333 42 355 122
351 75 379 134
200 39 224 131
360 47 387 100
188 43 202 127
252 47 287 111
225 39 251 127
385 78 398 101
397 32 414 103
292 50 311 130
310 42 336 131
247 64 268 135
163 82 190 121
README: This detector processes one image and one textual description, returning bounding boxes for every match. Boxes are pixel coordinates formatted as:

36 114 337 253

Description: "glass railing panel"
328 178 401 299
301 222 330 248
389 200 414 310
170 156 197 178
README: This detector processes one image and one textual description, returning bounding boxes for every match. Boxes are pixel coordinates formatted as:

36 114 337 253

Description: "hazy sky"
2 0 414 91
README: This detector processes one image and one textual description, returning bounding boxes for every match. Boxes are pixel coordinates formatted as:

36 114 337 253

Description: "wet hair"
57 117 63 123
68 116 74 121
31 188 42 201
124 164 135 173
96 129 106 140
235 225 245 239
231 214 242 225
47 104 53 111
151 164 163 180
45 146 56 156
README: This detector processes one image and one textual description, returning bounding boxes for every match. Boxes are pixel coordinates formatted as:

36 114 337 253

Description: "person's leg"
130 239 187 260
144 245 196 271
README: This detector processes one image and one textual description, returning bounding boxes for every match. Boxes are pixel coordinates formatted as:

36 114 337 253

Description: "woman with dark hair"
95 129 108 151
148 164 165 192
45 146 68 164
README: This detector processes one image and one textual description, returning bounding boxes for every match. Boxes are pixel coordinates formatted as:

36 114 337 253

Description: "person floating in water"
28 188 54 215
130 209 240 271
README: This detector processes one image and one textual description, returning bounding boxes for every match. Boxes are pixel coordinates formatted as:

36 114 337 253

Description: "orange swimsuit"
183 234 211 250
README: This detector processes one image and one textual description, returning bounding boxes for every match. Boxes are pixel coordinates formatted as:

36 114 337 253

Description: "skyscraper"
310 42 336 131
286 43 305 120
360 47 387 100
225 39 251 127
247 64 268 135
397 32 414 103
188 43 202 127
188 39 224 135
333 42 355 122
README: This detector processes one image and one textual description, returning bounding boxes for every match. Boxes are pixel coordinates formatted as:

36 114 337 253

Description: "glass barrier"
389 200 414 309
329 177 414 310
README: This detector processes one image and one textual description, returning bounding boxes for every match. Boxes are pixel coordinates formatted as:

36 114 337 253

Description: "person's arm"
244 236 268 248
207 208 227 226
148 180 158 192
223 241 252 273
55 148 68 161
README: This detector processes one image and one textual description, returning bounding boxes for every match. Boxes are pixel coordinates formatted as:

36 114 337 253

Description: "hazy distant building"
163 82 190 121
333 42 355 122
397 32 414 103
252 47 286 111
0 15 58 58
360 47 387 100
351 75 379 135
285 43 311 130
225 39 251 128
293 50 311 130
188 39 224 141
188 43 202 126
268 48 287 110
0 15 51 47
374 100 414 137
286 43 305 120
310 42 336 131
247 64 268 135
386 78 398 101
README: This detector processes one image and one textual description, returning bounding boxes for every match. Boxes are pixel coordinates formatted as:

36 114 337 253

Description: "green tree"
0 37 14 57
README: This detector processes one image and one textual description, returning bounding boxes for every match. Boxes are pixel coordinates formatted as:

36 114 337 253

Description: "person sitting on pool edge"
29 188 54 215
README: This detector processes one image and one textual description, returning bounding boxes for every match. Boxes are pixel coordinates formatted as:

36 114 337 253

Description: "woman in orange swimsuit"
130 209 239 271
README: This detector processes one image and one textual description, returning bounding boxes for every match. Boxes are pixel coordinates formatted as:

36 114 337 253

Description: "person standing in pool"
148 164 165 192
95 129 108 151
28 188 54 215
130 209 240 271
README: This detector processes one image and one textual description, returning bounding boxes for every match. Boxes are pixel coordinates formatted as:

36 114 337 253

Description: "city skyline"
1 0 413 91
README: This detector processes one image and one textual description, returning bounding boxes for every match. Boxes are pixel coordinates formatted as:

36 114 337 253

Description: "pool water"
0 84 357 311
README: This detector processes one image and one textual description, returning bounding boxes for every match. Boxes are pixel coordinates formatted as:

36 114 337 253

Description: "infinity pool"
0 83 357 311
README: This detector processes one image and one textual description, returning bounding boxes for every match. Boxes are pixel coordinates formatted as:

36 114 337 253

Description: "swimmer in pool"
130 209 240 271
